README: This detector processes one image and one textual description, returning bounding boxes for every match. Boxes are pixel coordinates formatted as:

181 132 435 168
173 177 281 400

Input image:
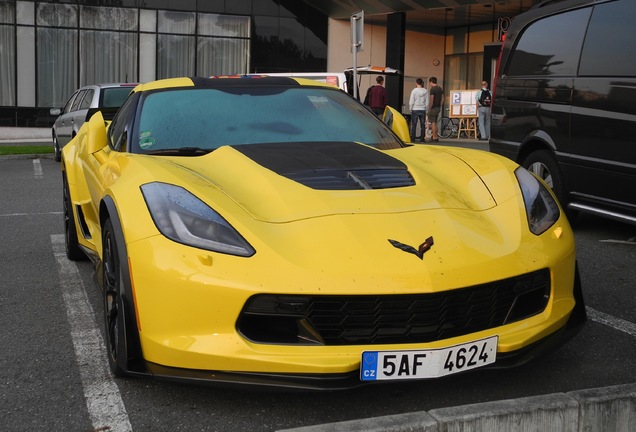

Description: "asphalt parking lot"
1 129 634 431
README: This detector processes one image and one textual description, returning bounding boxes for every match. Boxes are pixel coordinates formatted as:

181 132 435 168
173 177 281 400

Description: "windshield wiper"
145 147 213 156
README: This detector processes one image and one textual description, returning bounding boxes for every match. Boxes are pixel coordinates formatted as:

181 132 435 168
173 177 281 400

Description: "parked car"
50 83 136 161
253 65 400 100
490 0 636 225
62 76 585 390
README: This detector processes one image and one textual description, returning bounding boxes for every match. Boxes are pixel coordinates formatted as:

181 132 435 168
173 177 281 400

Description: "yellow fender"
383 106 411 143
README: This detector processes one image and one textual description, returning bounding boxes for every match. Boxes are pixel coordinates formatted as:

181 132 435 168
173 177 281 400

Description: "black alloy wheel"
102 218 127 377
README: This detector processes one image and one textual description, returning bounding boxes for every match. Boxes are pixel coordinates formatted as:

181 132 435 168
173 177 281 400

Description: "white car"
50 83 136 161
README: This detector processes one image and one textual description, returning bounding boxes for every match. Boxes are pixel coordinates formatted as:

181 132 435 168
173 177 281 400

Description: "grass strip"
0 145 53 155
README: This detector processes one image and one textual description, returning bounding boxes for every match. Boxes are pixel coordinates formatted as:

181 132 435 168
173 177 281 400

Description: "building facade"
0 0 328 126
0 0 535 127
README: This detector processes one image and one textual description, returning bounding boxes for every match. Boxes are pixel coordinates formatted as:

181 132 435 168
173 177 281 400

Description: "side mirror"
382 106 411 143
84 111 108 155
50 108 61 116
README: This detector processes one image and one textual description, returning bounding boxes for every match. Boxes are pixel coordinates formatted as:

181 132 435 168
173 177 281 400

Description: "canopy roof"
303 0 540 28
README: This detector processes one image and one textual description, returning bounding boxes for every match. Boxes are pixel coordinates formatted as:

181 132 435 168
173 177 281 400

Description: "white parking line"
51 234 132 432
33 159 43 179
0 211 63 217
587 306 636 338
599 239 636 245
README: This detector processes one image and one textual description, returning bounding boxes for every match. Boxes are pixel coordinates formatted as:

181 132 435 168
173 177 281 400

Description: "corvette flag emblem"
388 236 434 260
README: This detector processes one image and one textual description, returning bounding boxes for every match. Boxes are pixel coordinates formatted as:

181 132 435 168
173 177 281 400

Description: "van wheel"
522 149 577 221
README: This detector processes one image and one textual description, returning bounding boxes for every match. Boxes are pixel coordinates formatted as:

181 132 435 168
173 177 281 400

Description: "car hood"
150 142 500 224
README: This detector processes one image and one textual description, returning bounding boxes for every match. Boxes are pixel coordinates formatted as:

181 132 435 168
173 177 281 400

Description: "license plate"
360 336 498 381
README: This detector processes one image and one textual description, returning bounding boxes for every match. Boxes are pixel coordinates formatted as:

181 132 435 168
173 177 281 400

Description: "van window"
579 0 636 76
506 8 590 76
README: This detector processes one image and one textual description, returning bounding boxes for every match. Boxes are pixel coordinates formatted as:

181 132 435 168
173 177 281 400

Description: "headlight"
515 167 561 235
140 182 255 257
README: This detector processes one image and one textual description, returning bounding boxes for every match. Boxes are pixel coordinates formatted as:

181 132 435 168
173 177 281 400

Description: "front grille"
237 269 551 345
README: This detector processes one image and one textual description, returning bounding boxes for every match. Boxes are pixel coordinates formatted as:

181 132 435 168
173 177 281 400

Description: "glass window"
81 6 138 31
445 55 467 92
196 0 224 14
467 53 484 89
16 1 34 26
78 89 95 110
62 92 80 114
198 37 249 76
506 8 591 76
279 17 305 66
101 87 135 108
158 11 195 34
140 9 156 32
253 0 279 16
36 3 77 27
446 28 468 55
303 26 327 71
225 0 251 15
157 34 195 78
109 92 139 152
80 30 138 85
0 24 15 105
198 13 249 37
197 14 250 76
167 0 196 12
0 2 14 23
252 16 280 72
580 0 636 76
468 24 494 54
37 27 78 107
71 90 87 112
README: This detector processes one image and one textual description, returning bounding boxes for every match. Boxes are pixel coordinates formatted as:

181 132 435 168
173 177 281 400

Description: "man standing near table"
427 77 444 142
476 80 491 141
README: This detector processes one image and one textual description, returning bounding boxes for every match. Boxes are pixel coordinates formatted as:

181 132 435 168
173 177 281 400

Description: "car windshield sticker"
139 131 155 149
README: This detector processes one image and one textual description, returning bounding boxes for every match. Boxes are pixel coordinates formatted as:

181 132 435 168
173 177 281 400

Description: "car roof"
132 76 334 93
77 83 138 91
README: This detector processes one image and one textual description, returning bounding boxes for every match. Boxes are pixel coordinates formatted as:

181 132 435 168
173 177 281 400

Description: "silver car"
50 83 136 161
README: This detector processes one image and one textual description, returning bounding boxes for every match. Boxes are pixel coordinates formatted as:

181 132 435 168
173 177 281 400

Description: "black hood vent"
233 142 415 190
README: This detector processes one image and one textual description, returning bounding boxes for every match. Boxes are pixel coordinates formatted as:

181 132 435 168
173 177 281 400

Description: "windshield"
133 86 403 154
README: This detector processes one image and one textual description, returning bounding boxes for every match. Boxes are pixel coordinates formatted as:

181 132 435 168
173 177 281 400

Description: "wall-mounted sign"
449 90 479 118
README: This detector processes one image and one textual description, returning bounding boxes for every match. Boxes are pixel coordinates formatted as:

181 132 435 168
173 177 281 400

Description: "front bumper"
133 269 586 391
144 292 586 391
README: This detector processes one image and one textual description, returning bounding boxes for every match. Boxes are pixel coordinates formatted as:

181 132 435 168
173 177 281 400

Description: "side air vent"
288 168 415 190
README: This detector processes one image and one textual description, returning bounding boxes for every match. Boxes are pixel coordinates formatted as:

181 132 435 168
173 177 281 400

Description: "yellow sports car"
62 76 586 390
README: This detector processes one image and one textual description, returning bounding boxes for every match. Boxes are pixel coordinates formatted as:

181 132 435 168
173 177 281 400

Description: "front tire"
102 218 127 377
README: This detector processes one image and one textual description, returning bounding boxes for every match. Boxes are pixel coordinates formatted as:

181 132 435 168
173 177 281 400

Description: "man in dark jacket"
364 76 388 117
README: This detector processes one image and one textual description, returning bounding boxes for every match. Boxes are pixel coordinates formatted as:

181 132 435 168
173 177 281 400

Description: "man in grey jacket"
409 78 429 141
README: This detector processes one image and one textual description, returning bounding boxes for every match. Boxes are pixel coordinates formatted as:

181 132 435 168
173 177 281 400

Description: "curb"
277 383 636 432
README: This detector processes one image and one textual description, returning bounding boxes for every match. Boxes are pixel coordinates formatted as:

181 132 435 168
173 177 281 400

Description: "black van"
490 0 636 225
